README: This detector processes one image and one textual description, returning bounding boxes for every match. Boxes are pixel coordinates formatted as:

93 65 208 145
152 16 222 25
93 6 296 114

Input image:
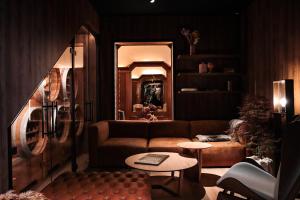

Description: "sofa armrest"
88 121 109 167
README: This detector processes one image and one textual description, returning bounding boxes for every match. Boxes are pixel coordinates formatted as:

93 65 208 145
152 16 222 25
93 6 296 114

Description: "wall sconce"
273 79 294 122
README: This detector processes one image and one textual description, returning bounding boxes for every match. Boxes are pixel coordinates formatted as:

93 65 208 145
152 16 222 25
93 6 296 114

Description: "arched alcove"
115 42 173 120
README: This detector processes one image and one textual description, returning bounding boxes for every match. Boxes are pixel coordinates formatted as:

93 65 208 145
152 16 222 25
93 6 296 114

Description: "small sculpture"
181 27 200 55
142 103 158 121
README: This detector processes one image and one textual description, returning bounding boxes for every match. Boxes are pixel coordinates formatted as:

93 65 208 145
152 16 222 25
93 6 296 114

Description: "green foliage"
239 95 278 158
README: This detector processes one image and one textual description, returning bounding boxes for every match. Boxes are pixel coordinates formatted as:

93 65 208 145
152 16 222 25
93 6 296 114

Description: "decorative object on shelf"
237 95 278 158
180 88 198 92
181 27 200 56
198 62 207 74
273 79 294 122
133 103 143 112
207 62 214 72
117 109 125 120
227 80 232 91
224 67 235 73
142 103 158 121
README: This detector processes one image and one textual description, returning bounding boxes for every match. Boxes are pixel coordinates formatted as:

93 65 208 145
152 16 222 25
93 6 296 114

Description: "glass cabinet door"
10 27 96 191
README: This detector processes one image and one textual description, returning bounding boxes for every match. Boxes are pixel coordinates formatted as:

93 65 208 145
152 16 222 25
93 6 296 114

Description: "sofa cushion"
149 120 190 138
190 120 229 138
148 137 192 153
98 138 148 167
109 120 148 138
101 137 148 148
202 141 245 167
196 134 231 142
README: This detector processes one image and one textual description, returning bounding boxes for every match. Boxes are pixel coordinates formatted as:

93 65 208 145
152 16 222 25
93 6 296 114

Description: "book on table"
134 154 170 166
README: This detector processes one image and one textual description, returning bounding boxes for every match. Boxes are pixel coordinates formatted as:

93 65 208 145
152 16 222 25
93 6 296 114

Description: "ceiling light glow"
150 0 155 4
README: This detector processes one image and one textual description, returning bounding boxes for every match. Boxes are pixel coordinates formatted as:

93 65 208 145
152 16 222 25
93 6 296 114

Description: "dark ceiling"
90 0 252 15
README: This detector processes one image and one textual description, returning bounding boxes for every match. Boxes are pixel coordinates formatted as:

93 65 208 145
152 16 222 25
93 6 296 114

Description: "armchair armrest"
88 121 109 167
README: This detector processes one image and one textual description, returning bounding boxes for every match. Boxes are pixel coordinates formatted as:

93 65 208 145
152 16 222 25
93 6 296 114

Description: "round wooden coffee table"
177 142 212 182
125 152 197 196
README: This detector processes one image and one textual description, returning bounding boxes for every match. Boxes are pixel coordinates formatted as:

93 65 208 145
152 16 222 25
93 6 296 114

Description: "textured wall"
246 0 300 113
0 0 99 192
98 15 241 120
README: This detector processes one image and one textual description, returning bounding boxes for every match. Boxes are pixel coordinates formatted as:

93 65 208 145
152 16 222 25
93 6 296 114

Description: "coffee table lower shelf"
150 171 183 196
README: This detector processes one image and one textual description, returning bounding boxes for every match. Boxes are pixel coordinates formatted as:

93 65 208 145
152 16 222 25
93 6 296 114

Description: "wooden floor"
149 168 228 200
202 168 229 200
33 155 229 200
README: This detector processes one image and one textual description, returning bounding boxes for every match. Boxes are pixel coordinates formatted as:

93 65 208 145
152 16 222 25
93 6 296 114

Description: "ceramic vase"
207 62 214 72
189 44 196 56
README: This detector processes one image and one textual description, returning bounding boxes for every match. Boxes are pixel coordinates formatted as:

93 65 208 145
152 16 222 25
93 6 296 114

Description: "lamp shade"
273 79 294 122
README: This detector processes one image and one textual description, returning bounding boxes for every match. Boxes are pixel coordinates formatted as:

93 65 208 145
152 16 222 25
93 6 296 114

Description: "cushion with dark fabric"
42 171 151 200
148 137 192 153
149 120 190 138
196 134 231 142
109 120 148 138
190 120 229 137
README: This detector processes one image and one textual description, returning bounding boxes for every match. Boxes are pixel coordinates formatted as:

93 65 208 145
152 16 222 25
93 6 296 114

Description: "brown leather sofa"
88 120 245 168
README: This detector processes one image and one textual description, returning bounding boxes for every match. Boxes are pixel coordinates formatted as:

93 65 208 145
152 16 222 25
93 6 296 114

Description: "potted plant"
237 95 278 158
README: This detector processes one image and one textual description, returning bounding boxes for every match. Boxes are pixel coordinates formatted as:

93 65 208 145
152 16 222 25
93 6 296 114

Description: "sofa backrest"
108 120 148 138
149 120 190 138
190 120 229 138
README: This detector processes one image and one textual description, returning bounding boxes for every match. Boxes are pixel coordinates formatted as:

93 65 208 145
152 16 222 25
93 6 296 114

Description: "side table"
177 142 212 182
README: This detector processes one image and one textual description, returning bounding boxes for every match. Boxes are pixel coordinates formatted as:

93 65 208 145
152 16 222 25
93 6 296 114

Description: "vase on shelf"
199 62 207 74
189 44 196 56
207 62 215 72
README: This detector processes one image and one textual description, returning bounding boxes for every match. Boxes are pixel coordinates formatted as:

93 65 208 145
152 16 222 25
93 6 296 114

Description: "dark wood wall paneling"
246 0 300 113
0 0 8 193
0 0 99 192
98 15 241 120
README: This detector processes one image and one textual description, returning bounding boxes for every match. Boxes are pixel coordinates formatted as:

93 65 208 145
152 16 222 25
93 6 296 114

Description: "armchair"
216 120 300 200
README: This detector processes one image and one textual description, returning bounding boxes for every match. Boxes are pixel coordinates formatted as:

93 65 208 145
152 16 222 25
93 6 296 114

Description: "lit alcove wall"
115 43 173 120
117 45 172 67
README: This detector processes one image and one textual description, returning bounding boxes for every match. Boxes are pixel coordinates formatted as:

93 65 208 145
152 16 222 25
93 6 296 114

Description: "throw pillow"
196 134 231 142
235 122 251 144
226 119 244 142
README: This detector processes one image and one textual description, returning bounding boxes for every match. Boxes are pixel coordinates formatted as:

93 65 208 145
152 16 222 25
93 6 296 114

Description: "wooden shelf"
177 72 241 76
177 90 241 94
177 54 240 59
176 53 240 74
176 72 242 92
175 52 242 120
